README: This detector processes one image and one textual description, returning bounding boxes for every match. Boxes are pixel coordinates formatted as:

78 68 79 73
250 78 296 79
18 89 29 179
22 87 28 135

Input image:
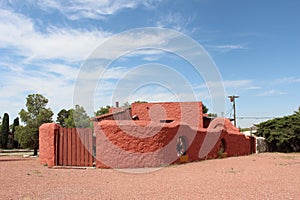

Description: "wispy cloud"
0 8 111 61
195 79 254 91
155 12 195 34
0 7 202 119
215 45 245 50
245 86 262 90
255 89 287 97
0 63 78 119
223 80 252 88
0 8 183 64
208 44 246 53
274 77 300 84
87 29 179 60
35 0 160 20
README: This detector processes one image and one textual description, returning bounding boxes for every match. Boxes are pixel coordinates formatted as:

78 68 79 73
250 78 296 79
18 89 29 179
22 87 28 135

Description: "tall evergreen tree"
12 117 20 148
12 117 20 133
1 113 9 148
0 115 2 146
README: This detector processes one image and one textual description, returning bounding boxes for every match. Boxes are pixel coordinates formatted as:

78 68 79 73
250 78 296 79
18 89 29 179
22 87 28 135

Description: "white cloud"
0 11 203 119
223 80 252 88
0 6 250 120
156 12 194 34
255 89 286 97
195 79 253 90
208 44 246 53
0 63 78 122
36 0 160 20
0 8 111 61
87 29 179 60
245 86 262 90
215 45 245 49
275 77 300 84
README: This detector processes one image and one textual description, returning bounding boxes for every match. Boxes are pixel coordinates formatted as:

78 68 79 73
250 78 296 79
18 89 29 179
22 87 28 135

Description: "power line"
237 116 278 120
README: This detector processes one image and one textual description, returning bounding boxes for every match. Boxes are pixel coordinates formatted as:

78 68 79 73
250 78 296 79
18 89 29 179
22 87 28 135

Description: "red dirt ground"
0 153 299 199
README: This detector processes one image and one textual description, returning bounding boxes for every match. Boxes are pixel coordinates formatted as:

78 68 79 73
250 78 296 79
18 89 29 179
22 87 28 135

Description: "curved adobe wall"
39 119 252 168
95 120 200 168
94 118 253 169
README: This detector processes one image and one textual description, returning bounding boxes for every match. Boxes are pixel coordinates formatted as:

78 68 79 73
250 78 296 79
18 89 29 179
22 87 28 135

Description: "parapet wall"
131 102 203 129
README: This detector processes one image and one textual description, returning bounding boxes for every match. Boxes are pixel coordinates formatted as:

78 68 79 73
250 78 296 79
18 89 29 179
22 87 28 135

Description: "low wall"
94 119 253 169
39 124 94 167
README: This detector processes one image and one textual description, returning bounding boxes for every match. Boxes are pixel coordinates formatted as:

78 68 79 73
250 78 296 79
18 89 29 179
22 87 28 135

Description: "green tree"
208 113 217 117
1 113 9 148
56 109 70 127
12 117 20 148
122 102 130 108
294 107 300 115
202 104 209 114
133 100 148 104
17 94 53 155
0 115 2 146
256 108 300 152
95 105 111 116
14 126 38 150
65 105 90 128
12 117 20 134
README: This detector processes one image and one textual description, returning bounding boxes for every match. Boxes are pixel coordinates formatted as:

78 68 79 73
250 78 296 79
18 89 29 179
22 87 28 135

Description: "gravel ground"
0 153 299 199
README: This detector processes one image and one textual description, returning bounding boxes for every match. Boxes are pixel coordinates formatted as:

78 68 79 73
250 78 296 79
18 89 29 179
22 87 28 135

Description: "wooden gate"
55 127 94 167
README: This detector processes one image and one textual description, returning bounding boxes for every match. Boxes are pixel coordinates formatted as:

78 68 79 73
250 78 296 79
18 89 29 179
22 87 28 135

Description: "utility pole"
228 95 239 127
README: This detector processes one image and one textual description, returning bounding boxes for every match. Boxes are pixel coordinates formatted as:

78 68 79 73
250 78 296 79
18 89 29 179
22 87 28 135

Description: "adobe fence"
39 123 94 167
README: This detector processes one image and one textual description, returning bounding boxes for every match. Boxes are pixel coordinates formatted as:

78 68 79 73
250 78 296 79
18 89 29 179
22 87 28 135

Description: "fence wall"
39 123 94 167
56 127 94 167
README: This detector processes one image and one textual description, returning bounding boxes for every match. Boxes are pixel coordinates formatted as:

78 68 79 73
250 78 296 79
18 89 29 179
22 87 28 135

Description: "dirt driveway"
0 153 299 199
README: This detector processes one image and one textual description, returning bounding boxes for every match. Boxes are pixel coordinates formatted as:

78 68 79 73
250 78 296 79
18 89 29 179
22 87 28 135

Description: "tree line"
0 93 112 155
3 93 298 154
0 113 19 149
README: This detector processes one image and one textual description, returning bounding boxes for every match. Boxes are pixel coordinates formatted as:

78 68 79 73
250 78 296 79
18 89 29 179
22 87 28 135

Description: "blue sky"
0 0 299 128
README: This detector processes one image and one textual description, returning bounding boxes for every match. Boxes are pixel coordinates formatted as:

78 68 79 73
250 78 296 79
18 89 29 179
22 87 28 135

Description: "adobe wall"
95 120 183 168
94 118 252 169
195 118 253 159
39 123 60 167
131 102 203 129
39 118 253 168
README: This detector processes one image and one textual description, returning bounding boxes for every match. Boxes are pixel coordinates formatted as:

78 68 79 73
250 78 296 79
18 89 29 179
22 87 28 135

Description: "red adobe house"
93 101 255 169
39 101 255 168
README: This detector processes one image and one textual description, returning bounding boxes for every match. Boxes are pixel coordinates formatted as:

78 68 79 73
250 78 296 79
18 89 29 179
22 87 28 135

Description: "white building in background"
242 126 268 153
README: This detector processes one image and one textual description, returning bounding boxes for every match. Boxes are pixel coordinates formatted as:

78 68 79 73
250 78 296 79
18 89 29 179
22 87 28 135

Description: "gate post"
39 123 60 167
